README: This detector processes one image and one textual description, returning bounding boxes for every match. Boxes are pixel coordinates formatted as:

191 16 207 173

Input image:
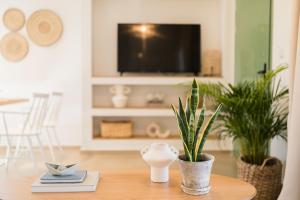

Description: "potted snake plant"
172 79 222 195
196 66 288 200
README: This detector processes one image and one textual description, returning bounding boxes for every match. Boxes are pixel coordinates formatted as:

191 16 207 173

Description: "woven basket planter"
237 157 283 200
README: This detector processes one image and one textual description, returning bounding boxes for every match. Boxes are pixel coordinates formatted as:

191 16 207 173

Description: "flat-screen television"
118 24 201 74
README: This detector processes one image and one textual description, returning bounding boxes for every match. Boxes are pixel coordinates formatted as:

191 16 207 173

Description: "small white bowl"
45 162 78 176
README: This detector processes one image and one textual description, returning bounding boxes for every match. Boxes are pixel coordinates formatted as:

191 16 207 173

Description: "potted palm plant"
196 67 288 200
172 79 222 195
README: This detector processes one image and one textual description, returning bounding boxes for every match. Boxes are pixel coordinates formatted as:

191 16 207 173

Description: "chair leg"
36 135 46 162
13 136 24 160
0 137 6 167
25 136 37 169
4 135 13 171
52 127 63 151
45 128 56 161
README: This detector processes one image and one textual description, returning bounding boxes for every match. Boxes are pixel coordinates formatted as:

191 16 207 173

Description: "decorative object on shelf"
172 79 222 195
197 66 288 200
146 122 159 138
27 9 63 46
100 120 132 138
202 49 221 77
45 162 78 176
146 92 165 107
157 129 171 139
3 8 25 31
109 85 131 108
146 122 171 139
141 143 178 183
0 32 28 62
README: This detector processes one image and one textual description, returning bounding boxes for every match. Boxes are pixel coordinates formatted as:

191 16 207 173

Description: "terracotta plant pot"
237 157 283 200
178 153 214 195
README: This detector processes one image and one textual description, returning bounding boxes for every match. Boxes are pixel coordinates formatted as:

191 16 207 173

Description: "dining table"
0 98 28 106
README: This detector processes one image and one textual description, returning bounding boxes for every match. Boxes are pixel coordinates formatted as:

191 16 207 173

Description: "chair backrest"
44 92 63 126
23 93 49 134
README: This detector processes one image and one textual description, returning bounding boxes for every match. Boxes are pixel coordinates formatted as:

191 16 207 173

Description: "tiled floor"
0 147 237 179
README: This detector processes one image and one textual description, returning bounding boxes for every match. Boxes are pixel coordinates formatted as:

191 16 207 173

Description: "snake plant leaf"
178 97 189 137
182 141 193 161
193 98 206 151
171 105 188 150
171 104 189 152
171 105 191 158
198 104 222 154
172 103 193 161
188 112 195 154
190 79 199 115
194 104 222 161
195 97 206 135
185 96 191 123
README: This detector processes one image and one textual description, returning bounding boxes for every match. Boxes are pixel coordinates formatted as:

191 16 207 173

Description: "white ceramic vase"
141 143 178 182
109 85 131 108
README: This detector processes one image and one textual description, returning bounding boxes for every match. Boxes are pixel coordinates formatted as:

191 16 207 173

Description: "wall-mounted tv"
118 24 201 75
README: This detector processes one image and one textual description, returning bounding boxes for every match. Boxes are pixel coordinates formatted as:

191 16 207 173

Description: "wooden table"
0 98 28 106
0 171 256 200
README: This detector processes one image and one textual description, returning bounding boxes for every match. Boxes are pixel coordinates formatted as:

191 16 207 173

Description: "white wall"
272 0 293 84
271 0 294 161
92 0 222 76
0 0 233 147
0 0 83 146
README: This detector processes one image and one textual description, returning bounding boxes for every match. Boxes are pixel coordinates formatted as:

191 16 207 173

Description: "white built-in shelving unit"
91 76 224 86
82 0 235 151
91 108 214 117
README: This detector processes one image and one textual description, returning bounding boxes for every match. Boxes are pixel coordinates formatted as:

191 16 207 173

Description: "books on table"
40 170 87 183
32 171 99 193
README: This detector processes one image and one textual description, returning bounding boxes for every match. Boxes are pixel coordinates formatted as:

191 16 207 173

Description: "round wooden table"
0 171 256 200
0 98 28 106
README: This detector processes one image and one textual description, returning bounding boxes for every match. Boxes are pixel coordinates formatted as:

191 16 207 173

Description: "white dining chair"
43 92 63 161
0 93 49 170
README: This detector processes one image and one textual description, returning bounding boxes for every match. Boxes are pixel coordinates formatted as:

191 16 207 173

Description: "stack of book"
32 170 100 192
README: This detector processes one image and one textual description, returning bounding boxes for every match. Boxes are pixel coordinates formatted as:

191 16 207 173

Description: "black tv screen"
118 24 201 74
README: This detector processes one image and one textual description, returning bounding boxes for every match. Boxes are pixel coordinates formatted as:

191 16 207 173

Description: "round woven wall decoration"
3 8 25 31
0 32 29 62
27 9 63 46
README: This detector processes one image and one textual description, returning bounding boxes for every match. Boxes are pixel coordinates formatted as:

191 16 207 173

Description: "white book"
32 171 99 193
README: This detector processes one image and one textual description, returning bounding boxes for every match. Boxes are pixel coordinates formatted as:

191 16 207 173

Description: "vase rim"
150 142 169 149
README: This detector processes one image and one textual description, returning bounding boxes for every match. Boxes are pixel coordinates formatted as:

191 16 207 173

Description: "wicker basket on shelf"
100 120 133 138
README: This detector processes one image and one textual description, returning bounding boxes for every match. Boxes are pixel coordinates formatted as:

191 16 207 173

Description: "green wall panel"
235 0 272 83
